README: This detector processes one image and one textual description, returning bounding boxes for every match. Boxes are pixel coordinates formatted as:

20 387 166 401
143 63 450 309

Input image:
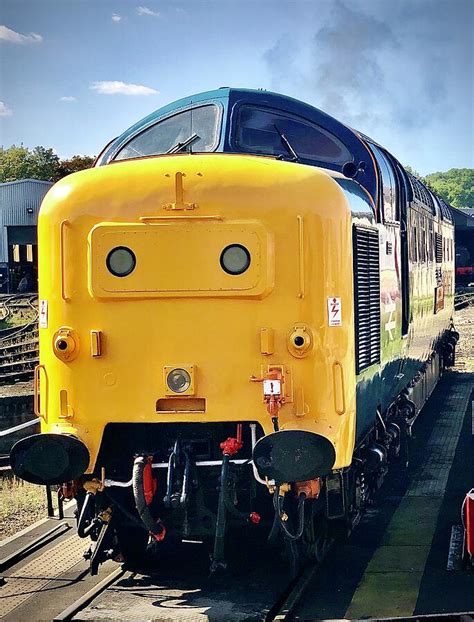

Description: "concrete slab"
346 571 424 619
367 545 431 573
75 570 278 622
381 497 442 546
0 533 86 619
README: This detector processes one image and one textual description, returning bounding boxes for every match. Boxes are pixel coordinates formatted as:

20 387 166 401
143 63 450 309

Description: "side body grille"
353 226 381 374
435 232 443 263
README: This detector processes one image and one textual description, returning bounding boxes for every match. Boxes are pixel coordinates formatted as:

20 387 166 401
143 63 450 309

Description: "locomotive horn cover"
10 433 90 485
253 430 336 485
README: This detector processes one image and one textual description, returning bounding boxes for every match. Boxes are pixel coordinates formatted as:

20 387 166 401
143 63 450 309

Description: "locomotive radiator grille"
435 232 443 264
353 225 381 373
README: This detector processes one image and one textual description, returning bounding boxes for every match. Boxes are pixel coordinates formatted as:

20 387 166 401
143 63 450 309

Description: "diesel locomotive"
10 88 457 574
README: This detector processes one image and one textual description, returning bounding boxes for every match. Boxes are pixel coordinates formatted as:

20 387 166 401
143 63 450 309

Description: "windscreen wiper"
274 124 299 162
167 133 200 154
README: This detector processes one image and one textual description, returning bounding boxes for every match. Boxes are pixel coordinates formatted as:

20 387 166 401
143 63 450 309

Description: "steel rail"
265 563 320 621
454 291 474 310
0 522 70 572
53 566 127 621
0 417 40 437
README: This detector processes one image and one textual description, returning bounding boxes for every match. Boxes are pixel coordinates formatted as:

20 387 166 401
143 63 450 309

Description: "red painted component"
294 478 321 499
61 481 76 501
250 369 285 425
220 437 243 456
143 457 157 505
249 512 261 524
465 490 474 556
150 523 166 542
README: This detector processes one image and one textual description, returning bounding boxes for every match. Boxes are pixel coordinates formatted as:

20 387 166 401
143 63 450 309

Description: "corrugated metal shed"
451 206 474 231
0 179 53 263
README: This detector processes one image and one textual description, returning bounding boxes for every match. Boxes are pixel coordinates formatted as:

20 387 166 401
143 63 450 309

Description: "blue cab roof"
98 87 379 201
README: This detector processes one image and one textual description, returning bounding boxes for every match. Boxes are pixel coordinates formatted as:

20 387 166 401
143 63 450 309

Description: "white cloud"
0 25 43 44
60 96 77 102
137 6 160 17
111 13 122 23
0 101 12 116
90 81 158 96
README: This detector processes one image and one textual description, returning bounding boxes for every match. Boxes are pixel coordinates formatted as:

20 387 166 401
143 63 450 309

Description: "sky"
0 0 473 175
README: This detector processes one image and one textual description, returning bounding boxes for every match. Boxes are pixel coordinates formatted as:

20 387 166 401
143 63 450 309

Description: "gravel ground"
0 381 34 398
454 305 474 371
0 476 47 540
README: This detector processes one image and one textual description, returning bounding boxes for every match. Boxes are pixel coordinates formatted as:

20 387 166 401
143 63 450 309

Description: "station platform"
294 369 474 620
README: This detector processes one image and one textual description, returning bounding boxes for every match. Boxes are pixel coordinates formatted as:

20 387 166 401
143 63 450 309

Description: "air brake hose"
273 488 306 541
132 455 165 541
77 492 99 538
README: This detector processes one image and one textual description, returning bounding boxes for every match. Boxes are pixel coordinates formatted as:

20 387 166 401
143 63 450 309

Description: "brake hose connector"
132 455 165 542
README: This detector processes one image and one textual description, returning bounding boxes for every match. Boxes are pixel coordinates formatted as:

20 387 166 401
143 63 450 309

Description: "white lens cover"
263 379 281 396
167 368 191 393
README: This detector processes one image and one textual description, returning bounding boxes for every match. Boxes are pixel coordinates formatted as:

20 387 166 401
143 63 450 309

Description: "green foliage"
403 165 422 180
29 146 60 182
424 168 473 209
0 144 94 183
0 145 34 182
57 155 95 177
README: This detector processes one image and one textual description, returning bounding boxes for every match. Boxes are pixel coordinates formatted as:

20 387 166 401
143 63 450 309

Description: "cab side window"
371 145 399 223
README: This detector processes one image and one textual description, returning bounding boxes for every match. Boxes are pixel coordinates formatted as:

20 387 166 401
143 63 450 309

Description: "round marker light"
167 368 191 394
220 244 251 275
106 246 136 277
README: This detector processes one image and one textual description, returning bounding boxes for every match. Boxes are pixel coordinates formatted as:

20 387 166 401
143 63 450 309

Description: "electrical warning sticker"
39 300 48 328
327 297 342 326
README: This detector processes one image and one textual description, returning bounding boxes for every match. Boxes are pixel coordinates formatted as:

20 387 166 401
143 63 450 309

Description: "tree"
404 165 423 180
29 146 60 182
0 145 94 183
424 169 474 209
0 145 34 182
57 155 95 178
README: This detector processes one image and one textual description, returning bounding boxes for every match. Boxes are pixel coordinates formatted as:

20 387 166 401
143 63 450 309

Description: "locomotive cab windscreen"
97 88 377 201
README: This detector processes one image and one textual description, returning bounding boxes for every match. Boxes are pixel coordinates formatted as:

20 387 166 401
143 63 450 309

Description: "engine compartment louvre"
353 226 381 374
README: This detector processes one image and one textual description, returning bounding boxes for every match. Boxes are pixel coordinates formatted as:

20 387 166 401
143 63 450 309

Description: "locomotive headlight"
106 246 136 277
220 244 251 275
166 368 192 394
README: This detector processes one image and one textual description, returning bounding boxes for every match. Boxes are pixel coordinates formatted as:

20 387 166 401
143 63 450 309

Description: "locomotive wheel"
393 425 411 470
300 502 332 563
114 523 149 569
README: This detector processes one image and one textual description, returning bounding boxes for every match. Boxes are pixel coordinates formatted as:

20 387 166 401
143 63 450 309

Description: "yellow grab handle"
34 364 47 420
60 220 70 301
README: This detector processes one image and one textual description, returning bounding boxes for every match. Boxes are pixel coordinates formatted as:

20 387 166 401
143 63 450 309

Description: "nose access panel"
89 220 273 298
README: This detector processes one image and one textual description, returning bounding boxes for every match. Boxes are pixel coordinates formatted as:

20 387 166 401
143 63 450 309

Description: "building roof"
0 179 53 187
451 206 474 230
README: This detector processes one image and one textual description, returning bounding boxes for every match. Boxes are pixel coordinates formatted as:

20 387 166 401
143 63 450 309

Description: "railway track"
1 513 321 622
0 295 39 384
454 289 474 310
0 452 10 470
51 553 322 622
